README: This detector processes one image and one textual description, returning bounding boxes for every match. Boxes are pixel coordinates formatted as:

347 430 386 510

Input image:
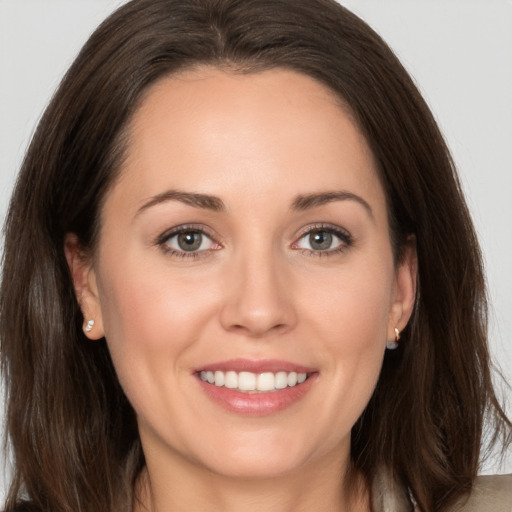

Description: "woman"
1 0 510 511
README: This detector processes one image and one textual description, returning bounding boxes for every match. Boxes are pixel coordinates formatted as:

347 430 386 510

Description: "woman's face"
70 68 416 480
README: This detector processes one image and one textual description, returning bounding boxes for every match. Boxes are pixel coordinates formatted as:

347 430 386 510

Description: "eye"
158 227 219 256
294 226 352 253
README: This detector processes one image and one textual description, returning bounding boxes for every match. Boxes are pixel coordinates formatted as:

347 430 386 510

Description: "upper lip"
195 358 316 374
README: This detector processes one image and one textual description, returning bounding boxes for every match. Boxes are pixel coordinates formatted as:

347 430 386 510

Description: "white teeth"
214 370 224 386
287 372 298 386
257 372 275 391
238 371 256 391
199 370 310 392
275 371 288 389
224 371 238 389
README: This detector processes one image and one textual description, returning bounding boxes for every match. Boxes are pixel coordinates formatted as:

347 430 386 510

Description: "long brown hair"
1 1 510 511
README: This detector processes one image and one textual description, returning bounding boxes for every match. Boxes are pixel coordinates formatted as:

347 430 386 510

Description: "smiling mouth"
198 370 309 393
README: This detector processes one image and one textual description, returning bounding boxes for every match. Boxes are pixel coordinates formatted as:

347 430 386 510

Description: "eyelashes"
156 224 220 259
292 224 353 256
156 223 354 260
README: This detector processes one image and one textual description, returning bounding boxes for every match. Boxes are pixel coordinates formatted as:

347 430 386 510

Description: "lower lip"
196 374 317 416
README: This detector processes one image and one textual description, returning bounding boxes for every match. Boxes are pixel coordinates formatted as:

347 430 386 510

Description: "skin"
66 68 416 512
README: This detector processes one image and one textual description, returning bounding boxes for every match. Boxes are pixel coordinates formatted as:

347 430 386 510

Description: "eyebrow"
291 191 374 220
136 188 373 220
136 190 226 216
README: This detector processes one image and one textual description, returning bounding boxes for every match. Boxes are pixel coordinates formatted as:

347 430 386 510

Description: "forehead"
109 67 385 220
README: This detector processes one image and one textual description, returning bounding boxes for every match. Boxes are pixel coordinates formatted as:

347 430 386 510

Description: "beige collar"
371 470 512 512
371 468 416 512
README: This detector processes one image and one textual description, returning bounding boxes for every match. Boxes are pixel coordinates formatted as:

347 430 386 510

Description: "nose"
219 250 297 338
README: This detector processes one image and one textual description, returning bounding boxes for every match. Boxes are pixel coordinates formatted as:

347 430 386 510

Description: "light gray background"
1 0 511 500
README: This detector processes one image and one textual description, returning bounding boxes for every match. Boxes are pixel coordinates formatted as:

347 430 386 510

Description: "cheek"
302 258 394 348
98 254 218 344
299 258 393 417
94 255 221 399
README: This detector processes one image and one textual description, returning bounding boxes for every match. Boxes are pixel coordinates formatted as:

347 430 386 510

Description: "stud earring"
84 319 95 333
386 327 400 350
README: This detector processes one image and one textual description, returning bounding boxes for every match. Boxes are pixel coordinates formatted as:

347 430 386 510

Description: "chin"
203 453 308 481
186 430 332 481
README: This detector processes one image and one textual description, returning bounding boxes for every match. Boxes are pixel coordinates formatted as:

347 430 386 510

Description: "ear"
387 237 417 342
64 233 105 340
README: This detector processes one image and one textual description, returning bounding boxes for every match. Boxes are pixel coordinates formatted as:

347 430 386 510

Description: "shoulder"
372 469 512 512
449 474 512 512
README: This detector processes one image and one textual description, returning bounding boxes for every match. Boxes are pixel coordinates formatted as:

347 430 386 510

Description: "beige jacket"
372 472 512 511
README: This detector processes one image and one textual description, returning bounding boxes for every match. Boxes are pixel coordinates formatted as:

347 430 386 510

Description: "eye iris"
309 231 333 250
177 232 202 251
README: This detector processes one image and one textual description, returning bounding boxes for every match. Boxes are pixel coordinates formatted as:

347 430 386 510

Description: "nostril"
225 321 289 337
218 276 298 336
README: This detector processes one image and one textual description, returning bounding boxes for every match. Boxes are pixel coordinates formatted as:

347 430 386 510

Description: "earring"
386 327 400 350
84 319 95 333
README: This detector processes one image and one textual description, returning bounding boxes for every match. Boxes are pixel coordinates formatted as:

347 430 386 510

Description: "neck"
133 450 370 512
